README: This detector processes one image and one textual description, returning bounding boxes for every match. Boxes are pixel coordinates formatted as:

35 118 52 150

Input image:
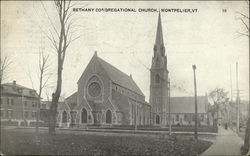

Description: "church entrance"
106 110 112 124
156 115 160 124
81 108 87 123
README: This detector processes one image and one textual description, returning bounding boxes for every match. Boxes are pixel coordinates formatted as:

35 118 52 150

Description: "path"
202 126 244 156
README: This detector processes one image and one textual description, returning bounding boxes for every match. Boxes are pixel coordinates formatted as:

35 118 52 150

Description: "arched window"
155 74 160 83
81 108 87 123
62 111 67 123
176 114 179 121
156 115 160 124
106 110 112 124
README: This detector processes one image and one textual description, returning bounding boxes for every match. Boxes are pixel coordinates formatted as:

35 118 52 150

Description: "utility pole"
230 65 233 102
236 62 240 133
168 78 171 135
229 65 233 125
135 99 138 131
192 65 198 140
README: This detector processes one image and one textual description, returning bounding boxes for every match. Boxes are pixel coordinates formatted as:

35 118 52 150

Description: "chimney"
130 74 132 79
13 80 16 85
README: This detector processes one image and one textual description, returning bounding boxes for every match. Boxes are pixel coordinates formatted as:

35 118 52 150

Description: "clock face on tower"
88 82 101 97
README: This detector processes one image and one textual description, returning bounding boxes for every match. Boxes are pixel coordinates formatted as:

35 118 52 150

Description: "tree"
36 52 50 133
208 88 229 127
48 0 78 134
0 56 12 85
236 1 249 154
26 50 50 136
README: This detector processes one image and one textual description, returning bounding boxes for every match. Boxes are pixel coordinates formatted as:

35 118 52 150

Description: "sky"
1 1 249 102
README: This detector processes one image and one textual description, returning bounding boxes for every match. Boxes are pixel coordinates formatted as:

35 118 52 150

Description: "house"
0 81 39 126
169 96 209 126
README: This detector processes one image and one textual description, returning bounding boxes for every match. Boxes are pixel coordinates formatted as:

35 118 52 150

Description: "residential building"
0 81 39 126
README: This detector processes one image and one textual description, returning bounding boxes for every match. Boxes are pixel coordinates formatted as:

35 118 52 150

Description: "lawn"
1 129 212 155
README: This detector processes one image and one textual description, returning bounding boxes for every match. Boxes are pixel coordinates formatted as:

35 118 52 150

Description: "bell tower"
150 12 169 125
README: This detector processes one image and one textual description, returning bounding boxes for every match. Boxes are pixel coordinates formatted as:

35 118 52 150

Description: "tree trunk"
48 64 62 135
244 117 250 153
49 93 60 134
35 101 40 133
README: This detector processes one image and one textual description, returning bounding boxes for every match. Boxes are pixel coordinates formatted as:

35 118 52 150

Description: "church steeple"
154 12 165 57
155 12 164 46
150 11 169 126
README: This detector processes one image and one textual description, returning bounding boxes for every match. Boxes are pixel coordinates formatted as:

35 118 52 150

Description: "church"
56 12 210 127
58 52 151 127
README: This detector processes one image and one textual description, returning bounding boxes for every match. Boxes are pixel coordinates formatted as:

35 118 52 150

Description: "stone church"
56 12 210 127
58 52 151 127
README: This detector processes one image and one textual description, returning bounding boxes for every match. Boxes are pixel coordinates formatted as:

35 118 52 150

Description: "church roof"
155 12 164 46
170 96 208 114
65 92 77 110
97 56 144 96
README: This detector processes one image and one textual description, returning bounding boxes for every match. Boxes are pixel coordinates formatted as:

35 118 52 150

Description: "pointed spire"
155 11 164 46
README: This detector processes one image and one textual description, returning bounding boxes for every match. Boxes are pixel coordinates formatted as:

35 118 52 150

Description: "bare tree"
235 1 249 38
47 0 78 134
236 1 250 154
0 56 12 85
36 51 50 134
208 88 229 127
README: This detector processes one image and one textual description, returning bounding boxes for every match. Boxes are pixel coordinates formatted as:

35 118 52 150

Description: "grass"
1 129 212 155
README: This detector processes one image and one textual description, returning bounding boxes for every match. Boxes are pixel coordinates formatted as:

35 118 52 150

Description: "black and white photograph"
0 1 249 155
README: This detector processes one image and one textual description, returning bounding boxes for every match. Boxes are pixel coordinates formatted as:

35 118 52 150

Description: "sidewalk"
202 126 244 156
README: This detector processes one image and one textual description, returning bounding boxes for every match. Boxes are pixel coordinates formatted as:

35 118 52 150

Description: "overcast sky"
1 1 249 102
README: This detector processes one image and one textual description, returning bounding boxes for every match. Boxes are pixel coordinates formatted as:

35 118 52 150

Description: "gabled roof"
1 82 38 98
65 92 77 110
170 96 208 114
97 56 144 96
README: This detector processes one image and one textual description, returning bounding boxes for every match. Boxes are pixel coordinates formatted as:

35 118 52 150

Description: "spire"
155 11 164 46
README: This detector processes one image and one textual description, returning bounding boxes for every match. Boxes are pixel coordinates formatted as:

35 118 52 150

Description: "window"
32 102 37 107
24 101 28 107
155 74 160 83
7 98 10 105
7 110 13 118
0 98 2 105
62 111 67 123
200 114 204 122
0 110 4 117
11 99 14 105
184 114 188 121
88 82 101 97
176 114 179 121
24 111 29 118
97 113 100 121
156 115 160 124
106 110 112 124
31 112 37 118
